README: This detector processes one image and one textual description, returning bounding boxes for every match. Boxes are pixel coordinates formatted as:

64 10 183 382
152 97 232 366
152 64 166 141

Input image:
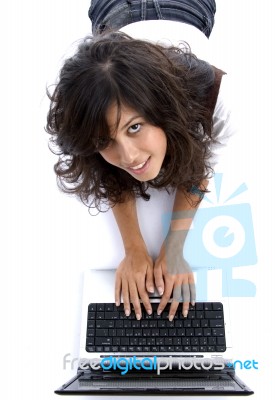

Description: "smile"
127 157 150 175
131 161 147 170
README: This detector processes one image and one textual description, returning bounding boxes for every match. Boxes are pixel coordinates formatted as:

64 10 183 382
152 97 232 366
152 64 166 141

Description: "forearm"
171 179 209 232
111 196 146 252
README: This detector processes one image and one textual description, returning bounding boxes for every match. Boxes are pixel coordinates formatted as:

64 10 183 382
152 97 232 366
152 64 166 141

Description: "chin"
133 171 160 183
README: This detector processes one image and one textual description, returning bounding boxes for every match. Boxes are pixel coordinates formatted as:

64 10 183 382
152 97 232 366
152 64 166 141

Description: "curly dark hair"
46 31 217 211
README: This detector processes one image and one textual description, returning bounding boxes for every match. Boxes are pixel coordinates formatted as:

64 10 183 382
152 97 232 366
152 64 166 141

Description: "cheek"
99 149 117 165
157 132 167 156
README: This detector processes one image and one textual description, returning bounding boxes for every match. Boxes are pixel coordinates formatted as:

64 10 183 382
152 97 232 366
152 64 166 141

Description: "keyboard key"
113 338 120 345
217 337 226 345
205 311 223 319
216 346 226 352
88 304 97 312
212 303 223 311
208 337 216 345
165 338 173 345
188 311 196 319
210 319 224 328
192 320 200 328
212 328 225 337
87 320 95 329
196 311 204 319
86 346 95 352
194 328 203 336
105 311 119 319
199 337 207 345
96 320 114 328
95 329 108 336
203 328 211 336
95 337 112 346
86 337 94 346
88 312 96 319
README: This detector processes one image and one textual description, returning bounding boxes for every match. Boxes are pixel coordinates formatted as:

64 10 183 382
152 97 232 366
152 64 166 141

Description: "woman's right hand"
115 245 154 320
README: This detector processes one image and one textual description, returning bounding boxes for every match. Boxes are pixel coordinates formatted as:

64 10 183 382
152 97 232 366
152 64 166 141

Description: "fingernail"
116 301 120 306
191 301 195 306
125 309 130 316
147 309 152 315
183 310 188 318
136 313 141 320
157 309 162 315
158 287 163 295
149 286 154 293
169 315 174 321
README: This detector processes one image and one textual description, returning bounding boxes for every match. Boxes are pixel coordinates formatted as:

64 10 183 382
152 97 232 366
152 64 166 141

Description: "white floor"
2 1 275 399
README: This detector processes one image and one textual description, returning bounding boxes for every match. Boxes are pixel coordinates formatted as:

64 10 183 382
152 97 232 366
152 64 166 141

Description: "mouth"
127 157 150 175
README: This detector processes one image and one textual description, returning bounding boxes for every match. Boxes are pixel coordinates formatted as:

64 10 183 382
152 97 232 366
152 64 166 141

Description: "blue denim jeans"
88 0 216 38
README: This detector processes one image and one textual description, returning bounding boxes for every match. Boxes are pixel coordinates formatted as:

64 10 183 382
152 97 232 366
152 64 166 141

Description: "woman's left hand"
154 230 196 320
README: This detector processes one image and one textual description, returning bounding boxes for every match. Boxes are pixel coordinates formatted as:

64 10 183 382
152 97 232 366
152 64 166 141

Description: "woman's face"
99 103 167 182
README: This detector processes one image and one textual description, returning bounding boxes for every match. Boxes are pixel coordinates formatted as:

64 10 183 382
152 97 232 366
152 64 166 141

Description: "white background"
2 1 275 399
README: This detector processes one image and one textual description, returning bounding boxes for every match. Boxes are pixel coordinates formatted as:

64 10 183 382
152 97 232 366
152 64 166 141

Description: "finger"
157 278 174 315
145 263 155 294
121 278 130 317
137 282 152 315
182 282 191 317
190 282 196 305
189 274 196 305
129 283 142 320
114 272 122 306
168 298 180 321
154 262 165 295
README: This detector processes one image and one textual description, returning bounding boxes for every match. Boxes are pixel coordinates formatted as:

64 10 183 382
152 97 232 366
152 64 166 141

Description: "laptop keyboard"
86 302 226 353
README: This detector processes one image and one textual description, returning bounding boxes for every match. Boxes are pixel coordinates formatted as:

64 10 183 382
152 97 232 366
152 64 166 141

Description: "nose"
116 136 139 166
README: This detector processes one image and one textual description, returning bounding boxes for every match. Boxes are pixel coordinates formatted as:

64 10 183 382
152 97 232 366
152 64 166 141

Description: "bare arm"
111 195 146 252
154 180 208 320
112 195 154 319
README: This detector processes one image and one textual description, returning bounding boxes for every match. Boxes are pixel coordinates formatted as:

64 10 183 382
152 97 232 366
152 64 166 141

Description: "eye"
128 123 141 134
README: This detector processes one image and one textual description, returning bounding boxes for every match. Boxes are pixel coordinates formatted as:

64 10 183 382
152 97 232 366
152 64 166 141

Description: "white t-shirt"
120 20 235 168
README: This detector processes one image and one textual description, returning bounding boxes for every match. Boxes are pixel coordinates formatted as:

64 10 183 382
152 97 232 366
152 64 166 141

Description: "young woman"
46 1 232 321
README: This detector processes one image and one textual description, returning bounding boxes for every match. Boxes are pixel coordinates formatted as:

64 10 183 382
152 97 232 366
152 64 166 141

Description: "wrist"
124 237 147 254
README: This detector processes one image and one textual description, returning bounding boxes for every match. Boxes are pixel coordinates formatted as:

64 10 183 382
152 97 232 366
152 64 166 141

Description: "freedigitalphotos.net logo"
63 354 259 375
66 355 226 375
162 173 257 301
